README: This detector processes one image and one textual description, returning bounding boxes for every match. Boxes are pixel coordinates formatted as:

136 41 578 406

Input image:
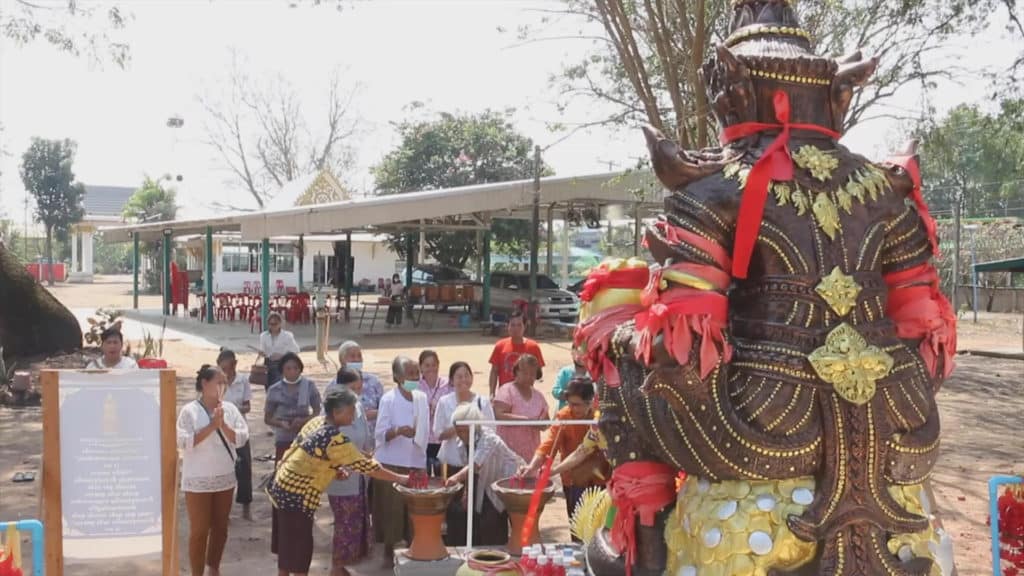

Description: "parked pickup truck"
488 271 579 323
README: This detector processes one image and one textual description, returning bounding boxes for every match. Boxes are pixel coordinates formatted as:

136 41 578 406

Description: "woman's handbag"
249 364 268 388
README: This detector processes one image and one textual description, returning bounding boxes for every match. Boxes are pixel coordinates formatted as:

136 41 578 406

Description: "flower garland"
998 484 1024 575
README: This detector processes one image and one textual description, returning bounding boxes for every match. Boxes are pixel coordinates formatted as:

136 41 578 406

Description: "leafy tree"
19 138 85 285
917 99 1024 218
123 176 179 223
123 176 178 291
519 0 1021 148
373 110 549 270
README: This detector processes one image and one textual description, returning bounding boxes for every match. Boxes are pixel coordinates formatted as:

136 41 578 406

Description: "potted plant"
132 319 168 369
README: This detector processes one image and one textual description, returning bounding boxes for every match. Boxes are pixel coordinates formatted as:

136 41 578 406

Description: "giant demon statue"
573 1 957 575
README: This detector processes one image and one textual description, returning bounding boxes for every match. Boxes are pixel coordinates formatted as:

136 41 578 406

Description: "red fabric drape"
580 267 651 303
884 263 957 378
719 91 841 279
607 461 678 576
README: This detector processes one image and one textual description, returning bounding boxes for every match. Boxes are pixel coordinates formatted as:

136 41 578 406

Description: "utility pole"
529 145 541 336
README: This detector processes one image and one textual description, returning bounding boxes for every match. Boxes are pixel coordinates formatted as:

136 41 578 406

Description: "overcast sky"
1 0 1019 222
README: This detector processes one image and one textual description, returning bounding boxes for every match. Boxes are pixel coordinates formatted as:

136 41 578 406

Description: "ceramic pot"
395 479 462 561
456 549 520 576
491 476 556 556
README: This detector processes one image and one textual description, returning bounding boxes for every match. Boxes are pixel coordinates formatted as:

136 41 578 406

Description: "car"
488 270 579 323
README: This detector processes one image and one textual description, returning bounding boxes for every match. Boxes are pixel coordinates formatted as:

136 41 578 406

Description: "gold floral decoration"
792 146 839 182
722 159 893 242
815 267 862 317
808 323 894 405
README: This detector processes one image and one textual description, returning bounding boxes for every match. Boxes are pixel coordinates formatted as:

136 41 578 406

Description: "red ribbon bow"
720 91 841 279
607 462 678 576
580 266 651 302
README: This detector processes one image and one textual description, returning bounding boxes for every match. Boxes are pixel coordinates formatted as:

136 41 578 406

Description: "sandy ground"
1 276 1022 575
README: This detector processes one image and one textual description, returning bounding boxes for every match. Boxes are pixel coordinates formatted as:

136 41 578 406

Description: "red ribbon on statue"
607 461 679 576
579 266 651 303
884 263 957 379
719 91 841 279
887 153 940 256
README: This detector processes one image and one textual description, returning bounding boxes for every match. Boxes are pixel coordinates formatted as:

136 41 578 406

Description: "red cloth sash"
574 304 644 388
719 91 841 279
607 461 679 576
887 153 939 256
884 264 957 378
634 287 730 379
580 266 651 302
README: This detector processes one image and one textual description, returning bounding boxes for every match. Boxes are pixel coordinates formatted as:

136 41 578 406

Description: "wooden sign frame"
41 369 179 575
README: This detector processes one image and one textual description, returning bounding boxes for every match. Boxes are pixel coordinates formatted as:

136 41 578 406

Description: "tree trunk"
0 244 82 359
45 227 54 286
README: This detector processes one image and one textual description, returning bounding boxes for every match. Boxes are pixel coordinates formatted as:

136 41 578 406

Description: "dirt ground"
1 276 1022 575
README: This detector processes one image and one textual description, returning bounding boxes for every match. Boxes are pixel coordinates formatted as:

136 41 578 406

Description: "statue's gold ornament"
792 145 840 182
808 323 894 405
815 267 862 317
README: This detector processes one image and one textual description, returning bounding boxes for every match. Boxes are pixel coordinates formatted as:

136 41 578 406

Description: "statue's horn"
836 51 863 64
834 55 879 88
641 125 717 190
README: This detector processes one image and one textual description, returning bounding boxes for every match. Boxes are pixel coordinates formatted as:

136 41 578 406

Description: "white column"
71 230 79 273
82 230 94 275
560 220 570 289
418 220 426 264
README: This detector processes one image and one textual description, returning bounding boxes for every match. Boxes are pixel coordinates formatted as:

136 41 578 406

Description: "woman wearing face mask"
265 353 322 461
176 365 249 576
385 273 405 327
372 355 429 568
433 361 494 544
416 349 451 476
332 340 384 429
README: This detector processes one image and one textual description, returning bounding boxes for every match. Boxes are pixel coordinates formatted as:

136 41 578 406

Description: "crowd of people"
94 307 605 576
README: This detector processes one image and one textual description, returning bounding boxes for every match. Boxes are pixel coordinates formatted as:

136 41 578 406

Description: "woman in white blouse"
176 365 250 576
433 361 494 544
257 311 300 391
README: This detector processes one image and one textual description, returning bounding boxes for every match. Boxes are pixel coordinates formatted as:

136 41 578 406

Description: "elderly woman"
265 352 322 461
444 402 524 546
433 361 494 544
267 388 409 576
331 340 384 428
257 311 301 392
177 365 249 576
417 349 452 475
323 368 374 575
493 353 549 461
86 327 139 369
372 356 429 568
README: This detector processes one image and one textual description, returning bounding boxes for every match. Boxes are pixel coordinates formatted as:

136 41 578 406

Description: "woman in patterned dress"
267 388 409 576
323 368 374 575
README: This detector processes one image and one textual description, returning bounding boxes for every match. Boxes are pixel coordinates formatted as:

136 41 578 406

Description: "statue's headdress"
702 0 878 133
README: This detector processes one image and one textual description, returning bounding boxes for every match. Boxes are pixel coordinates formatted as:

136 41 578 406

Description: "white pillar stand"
70 229 95 283
71 230 79 273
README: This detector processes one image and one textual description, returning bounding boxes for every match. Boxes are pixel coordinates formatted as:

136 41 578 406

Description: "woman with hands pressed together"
176 365 250 576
